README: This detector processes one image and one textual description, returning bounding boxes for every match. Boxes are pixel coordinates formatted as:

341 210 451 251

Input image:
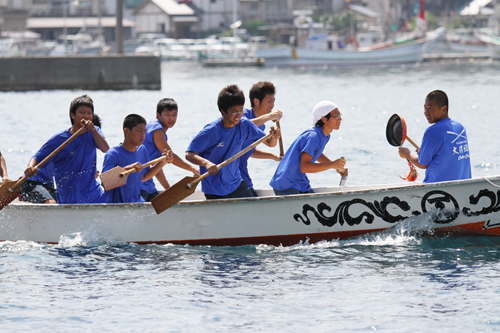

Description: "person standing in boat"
270 100 347 195
186 84 280 200
0 151 11 182
140 98 199 202
240 81 283 197
23 94 109 204
103 114 173 203
398 90 471 183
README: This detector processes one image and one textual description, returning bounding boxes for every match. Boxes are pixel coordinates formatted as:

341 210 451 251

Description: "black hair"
217 85 245 114
92 114 102 128
249 81 276 108
69 95 94 125
156 98 178 118
315 113 332 127
426 90 449 111
123 114 147 130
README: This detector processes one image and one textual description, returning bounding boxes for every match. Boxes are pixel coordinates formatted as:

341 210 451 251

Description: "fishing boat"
475 30 500 60
2 175 500 246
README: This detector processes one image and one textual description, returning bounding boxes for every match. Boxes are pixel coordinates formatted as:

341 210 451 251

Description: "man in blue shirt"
240 81 283 197
24 95 110 204
186 84 280 200
103 114 172 203
399 90 471 183
140 98 199 202
270 100 347 195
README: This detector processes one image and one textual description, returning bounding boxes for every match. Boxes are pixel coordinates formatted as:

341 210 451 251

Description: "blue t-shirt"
141 120 167 194
270 126 330 192
186 117 266 196
102 144 149 203
33 127 106 204
30 162 55 188
239 108 266 189
418 118 471 183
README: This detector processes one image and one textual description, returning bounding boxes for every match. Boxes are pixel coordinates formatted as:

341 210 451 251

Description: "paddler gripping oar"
0 119 88 210
151 128 278 214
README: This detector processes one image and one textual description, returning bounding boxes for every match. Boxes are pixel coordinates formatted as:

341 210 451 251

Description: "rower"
270 100 347 195
185 84 280 200
23 95 109 204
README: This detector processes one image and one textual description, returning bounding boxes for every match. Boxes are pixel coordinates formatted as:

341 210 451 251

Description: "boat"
445 28 489 53
254 12 445 68
2 175 500 246
201 56 265 67
475 30 500 60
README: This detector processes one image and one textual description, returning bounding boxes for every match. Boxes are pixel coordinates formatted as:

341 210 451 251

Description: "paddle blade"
0 181 21 211
386 114 407 147
100 166 128 191
151 176 199 214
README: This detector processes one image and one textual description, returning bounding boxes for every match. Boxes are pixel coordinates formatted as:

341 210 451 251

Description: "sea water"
1 60 500 331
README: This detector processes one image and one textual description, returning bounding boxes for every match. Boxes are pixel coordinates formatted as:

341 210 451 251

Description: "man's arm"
153 130 199 175
186 151 219 175
399 147 427 169
250 110 283 128
83 120 109 153
0 152 11 181
250 148 281 161
261 127 280 147
300 152 346 174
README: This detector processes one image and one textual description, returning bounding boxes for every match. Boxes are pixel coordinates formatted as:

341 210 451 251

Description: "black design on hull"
294 196 411 227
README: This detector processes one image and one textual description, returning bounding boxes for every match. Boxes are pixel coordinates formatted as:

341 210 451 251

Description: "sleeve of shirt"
301 131 320 158
102 149 118 173
187 126 212 155
33 132 67 163
245 118 266 142
418 128 442 166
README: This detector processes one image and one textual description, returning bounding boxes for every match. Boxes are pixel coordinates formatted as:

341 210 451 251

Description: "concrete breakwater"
0 55 161 91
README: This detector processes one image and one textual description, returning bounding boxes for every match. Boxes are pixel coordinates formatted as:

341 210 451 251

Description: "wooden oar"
152 131 274 214
100 155 167 191
276 120 284 157
0 120 87 211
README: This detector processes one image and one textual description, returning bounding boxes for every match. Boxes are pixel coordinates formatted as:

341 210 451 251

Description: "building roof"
27 17 136 29
348 5 380 18
150 0 195 15
460 0 494 15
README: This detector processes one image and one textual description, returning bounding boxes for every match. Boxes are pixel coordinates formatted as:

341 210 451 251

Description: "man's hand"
204 161 219 175
269 110 283 122
82 119 96 133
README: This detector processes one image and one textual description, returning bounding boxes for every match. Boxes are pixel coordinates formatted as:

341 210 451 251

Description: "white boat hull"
2 176 500 246
255 40 427 67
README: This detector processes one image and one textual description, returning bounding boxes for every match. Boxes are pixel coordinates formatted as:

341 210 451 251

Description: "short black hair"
92 114 102 128
123 114 147 130
217 85 245 114
426 90 449 110
249 81 276 108
315 113 332 127
157 98 178 117
69 95 94 125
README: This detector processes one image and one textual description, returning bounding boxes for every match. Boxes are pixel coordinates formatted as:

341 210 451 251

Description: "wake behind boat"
2 175 500 246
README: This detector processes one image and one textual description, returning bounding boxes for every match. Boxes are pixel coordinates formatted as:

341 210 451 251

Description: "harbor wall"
0 55 161 91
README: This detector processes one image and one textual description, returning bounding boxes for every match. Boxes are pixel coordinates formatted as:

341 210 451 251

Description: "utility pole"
116 0 123 54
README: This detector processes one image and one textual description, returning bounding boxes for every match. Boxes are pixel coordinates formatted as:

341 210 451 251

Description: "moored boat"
2 175 500 246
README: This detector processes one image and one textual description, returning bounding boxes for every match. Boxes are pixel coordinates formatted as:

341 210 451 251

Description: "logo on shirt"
447 129 467 145
217 142 224 147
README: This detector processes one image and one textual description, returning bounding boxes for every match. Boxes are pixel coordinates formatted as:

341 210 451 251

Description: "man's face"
222 105 244 128
126 123 146 146
424 99 447 124
158 109 178 129
255 94 275 113
71 105 93 125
